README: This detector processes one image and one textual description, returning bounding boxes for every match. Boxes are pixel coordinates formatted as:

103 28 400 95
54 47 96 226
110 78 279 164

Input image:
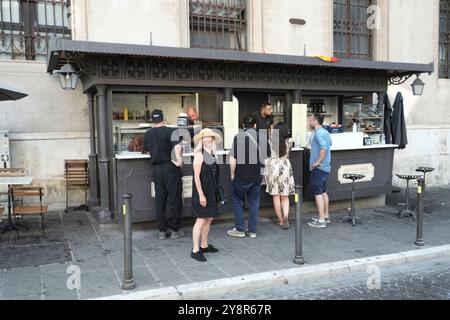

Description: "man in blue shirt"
307 114 332 229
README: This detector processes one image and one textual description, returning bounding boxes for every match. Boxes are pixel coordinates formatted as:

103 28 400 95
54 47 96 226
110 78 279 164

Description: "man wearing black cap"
144 109 184 240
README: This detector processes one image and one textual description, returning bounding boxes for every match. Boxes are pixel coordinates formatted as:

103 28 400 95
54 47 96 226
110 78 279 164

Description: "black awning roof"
47 38 434 77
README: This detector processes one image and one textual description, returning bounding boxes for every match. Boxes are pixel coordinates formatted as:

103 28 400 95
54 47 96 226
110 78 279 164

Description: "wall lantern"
54 63 79 90
411 74 425 96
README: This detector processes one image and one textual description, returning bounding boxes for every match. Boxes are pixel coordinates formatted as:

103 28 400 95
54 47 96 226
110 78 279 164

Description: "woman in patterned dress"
265 123 295 229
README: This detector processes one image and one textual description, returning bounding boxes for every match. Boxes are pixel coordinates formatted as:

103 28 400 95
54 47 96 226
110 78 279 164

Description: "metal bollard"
293 185 305 265
122 193 136 290
415 178 425 247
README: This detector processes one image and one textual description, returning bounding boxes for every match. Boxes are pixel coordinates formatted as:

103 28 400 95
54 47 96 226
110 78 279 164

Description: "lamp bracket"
388 74 413 85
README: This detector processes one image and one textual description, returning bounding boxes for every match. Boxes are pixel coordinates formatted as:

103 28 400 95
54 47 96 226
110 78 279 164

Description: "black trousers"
153 162 183 232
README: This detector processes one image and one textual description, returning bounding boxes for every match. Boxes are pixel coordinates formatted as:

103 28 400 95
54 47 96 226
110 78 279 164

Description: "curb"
97 244 450 300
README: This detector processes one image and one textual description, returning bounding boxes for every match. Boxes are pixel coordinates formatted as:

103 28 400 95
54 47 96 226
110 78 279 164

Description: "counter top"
115 153 150 160
331 144 398 151
116 147 305 160
302 144 398 152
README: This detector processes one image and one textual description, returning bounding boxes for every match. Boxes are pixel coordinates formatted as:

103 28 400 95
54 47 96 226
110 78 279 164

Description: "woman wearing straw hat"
191 128 222 262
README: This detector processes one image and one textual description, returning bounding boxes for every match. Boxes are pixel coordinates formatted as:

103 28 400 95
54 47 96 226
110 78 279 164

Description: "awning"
0 82 28 102
47 38 434 77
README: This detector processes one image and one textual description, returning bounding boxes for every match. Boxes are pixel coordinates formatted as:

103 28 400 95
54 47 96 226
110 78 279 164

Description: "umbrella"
391 92 408 149
383 93 393 144
0 82 28 101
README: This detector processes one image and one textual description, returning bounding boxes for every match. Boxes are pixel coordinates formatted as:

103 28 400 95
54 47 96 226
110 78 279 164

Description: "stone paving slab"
0 185 449 300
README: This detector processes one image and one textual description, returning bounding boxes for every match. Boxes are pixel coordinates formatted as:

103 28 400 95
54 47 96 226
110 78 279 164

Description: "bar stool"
415 167 435 212
342 174 366 227
395 174 422 218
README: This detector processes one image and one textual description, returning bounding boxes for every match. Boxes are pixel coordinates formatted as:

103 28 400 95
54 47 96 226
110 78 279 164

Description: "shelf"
307 112 334 117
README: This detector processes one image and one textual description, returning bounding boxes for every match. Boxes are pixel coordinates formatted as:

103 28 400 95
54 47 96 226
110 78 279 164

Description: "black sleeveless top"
191 150 220 218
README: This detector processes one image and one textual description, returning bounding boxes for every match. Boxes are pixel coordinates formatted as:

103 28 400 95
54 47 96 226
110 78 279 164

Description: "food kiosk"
46 38 433 223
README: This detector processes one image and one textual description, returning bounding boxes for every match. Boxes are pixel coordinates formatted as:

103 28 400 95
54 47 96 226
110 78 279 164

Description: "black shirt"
231 128 263 183
143 126 177 165
254 112 273 131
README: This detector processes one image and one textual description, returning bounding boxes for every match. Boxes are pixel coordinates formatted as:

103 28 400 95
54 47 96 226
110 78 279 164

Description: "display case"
113 122 150 154
343 103 385 144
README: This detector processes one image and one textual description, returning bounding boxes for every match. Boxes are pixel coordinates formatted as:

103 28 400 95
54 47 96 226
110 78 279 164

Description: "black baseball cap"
150 109 164 123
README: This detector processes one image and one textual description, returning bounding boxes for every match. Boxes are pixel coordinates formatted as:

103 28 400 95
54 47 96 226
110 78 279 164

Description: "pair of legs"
310 169 330 221
154 163 183 232
231 180 261 233
314 193 329 220
192 218 214 253
273 195 290 224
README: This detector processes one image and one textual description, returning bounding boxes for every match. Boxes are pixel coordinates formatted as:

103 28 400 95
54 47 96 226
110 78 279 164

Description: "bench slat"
14 206 48 215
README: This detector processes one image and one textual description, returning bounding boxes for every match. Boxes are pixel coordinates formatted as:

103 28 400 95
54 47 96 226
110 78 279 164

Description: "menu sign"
223 100 239 150
338 164 375 184
151 176 193 198
291 104 308 147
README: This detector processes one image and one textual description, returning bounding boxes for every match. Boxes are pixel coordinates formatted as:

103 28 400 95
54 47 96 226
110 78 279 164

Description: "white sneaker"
312 217 331 224
308 220 327 228
227 228 246 238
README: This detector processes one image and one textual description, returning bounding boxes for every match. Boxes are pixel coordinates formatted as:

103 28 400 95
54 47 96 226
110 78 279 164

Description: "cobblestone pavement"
0 185 449 299
211 257 450 300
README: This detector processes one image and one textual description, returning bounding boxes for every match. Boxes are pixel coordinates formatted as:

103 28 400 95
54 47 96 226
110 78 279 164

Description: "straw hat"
193 128 222 144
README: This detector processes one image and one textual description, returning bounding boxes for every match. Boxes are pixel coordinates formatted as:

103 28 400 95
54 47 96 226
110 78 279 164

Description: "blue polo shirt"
310 127 332 173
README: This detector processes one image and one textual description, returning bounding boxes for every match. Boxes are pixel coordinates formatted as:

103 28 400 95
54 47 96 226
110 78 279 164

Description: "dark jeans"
153 162 183 232
231 179 261 233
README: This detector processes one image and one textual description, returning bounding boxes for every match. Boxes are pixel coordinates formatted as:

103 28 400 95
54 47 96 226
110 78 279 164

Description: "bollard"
122 193 136 290
293 185 305 265
415 178 425 247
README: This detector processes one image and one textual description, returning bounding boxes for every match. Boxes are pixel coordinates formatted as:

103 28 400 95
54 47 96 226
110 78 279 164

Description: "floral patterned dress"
265 154 295 196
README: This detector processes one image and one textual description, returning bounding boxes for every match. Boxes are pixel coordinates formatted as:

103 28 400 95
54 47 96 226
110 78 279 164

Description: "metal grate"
440 0 450 79
189 0 247 51
0 0 71 61
333 0 372 60
0 242 71 270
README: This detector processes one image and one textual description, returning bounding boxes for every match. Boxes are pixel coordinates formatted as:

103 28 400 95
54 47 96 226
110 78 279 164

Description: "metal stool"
415 167 435 212
341 174 365 227
395 174 421 218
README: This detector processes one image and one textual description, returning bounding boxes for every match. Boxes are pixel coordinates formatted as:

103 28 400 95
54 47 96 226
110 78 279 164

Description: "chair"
11 186 48 238
341 174 366 227
64 160 89 212
395 174 422 218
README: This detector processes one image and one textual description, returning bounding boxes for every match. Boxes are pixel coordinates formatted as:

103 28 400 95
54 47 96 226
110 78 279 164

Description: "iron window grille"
0 0 71 61
333 0 372 60
189 0 247 51
440 0 450 79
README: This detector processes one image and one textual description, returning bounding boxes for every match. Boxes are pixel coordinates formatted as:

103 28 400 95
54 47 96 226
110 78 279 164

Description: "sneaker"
170 230 185 239
191 250 207 262
158 231 168 240
312 217 331 224
201 244 219 253
245 231 257 238
308 220 327 229
227 228 246 238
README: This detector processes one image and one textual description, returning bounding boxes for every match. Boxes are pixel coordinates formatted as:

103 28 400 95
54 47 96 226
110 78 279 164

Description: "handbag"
210 159 227 206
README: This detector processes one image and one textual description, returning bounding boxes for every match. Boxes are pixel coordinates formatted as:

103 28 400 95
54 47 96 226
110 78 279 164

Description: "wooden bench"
65 160 89 212
11 186 47 237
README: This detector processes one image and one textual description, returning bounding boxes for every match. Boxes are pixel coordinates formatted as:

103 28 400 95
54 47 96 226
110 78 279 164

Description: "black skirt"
191 151 219 218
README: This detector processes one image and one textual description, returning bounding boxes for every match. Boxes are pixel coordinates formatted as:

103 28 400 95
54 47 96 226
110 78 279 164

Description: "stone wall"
0 61 89 210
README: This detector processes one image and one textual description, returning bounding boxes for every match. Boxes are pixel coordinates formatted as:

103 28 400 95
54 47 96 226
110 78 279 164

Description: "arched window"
189 0 247 51
0 0 71 61
333 0 372 60
440 0 450 79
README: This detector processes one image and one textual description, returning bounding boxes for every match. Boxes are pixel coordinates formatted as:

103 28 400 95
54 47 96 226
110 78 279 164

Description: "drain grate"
0 242 72 270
